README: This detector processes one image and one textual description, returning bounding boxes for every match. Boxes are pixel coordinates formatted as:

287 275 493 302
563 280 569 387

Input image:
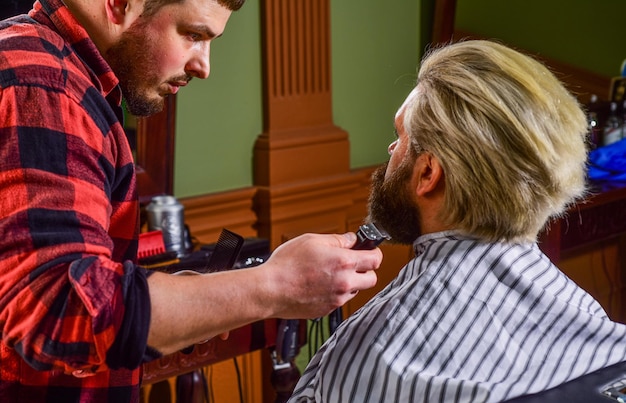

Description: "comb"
137 230 166 260
203 229 244 273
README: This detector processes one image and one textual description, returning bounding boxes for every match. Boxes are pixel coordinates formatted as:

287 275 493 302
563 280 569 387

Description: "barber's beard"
105 20 166 117
367 161 422 245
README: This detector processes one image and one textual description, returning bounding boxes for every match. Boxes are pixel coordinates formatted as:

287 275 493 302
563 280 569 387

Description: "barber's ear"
106 0 131 25
414 153 444 196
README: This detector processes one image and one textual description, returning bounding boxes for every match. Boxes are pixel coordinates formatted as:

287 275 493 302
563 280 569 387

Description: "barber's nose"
186 44 211 79
388 139 398 156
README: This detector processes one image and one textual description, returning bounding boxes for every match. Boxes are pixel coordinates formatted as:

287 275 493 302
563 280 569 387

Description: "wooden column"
254 0 359 248
254 2 362 401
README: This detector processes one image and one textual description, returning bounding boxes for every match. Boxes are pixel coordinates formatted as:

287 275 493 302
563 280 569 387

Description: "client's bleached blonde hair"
404 40 588 242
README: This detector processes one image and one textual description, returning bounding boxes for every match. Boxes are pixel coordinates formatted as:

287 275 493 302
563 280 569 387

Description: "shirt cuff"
105 263 158 369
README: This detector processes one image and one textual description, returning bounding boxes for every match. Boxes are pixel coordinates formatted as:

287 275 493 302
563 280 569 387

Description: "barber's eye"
182 29 205 42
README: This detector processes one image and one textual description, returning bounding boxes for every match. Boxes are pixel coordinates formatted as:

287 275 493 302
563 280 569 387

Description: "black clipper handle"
329 223 390 334
352 222 390 250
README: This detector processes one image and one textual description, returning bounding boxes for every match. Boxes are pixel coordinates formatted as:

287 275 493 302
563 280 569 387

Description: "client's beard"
367 161 422 245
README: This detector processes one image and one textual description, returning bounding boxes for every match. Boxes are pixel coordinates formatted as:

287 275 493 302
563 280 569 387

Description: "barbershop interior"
141 0 626 401
2 0 626 402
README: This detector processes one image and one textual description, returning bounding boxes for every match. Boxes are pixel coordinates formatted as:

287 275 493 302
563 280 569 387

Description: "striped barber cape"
289 231 626 402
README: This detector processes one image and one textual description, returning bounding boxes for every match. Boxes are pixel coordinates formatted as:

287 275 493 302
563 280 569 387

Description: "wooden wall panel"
560 241 626 324
180 187 259 244
254 174 359 247
253 127 350 186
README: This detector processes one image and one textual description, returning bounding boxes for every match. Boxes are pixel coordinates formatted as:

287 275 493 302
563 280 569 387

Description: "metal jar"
145 195 186 257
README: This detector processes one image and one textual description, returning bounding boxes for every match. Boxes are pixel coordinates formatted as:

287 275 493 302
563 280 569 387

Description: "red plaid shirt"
0 1 155 401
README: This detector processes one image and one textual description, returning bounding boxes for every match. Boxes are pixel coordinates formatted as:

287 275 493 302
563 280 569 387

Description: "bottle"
622 100 626 139
587 110 601 148
603 102 622 146
587 95 601 148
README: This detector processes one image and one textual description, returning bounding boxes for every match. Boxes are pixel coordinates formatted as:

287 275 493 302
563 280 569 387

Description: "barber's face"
367 104 422 245
105 0 232 116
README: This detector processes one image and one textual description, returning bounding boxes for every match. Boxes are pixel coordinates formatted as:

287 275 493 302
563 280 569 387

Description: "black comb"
203 229 244 272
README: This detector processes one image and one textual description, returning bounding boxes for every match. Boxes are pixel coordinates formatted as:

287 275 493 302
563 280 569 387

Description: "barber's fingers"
351 246 383 274
329 262 378 306
334 232 383 275
347 266 379 292
339 231 358 248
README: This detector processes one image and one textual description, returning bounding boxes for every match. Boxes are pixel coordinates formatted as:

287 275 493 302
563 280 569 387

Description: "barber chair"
504 361 626 402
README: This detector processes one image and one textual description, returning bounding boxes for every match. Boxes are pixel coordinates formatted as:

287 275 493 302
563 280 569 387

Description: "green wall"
174 1 263 197
330 0 420 169
173 1 421 198
455 0 626 78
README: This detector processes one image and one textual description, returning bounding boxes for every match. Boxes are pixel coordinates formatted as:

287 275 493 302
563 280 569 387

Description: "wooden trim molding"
253 125 350 186
180 187 259 244
254 174 360 247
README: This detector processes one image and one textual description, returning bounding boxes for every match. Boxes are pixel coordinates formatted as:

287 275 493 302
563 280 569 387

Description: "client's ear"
413 153 444 197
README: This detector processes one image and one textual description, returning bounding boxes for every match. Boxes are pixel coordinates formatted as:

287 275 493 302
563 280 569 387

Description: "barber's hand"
261 232 382 319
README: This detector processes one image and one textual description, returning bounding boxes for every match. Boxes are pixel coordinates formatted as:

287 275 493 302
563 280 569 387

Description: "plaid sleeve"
0 44 149 373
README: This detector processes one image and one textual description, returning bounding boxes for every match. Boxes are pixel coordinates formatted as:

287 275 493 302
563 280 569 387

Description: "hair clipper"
329 222 390 334
352 222 390 250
